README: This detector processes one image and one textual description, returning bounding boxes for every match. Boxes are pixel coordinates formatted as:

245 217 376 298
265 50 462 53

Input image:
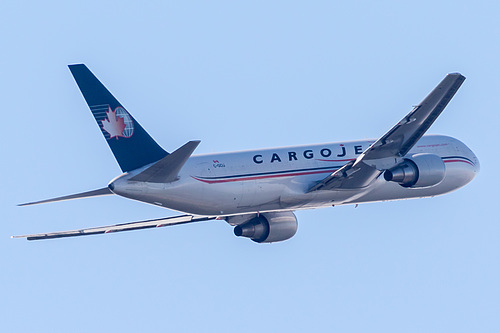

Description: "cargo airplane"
14 65 479 242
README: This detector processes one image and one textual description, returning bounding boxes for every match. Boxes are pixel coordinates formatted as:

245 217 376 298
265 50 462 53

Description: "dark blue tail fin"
68 64 168 172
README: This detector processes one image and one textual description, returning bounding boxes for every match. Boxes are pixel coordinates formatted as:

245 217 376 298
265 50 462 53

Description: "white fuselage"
109 134 479 216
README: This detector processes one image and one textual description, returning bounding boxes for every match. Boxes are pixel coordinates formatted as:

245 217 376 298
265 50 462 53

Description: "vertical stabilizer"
68 64 168 172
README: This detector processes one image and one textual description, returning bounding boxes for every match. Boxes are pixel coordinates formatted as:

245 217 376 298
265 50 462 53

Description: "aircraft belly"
146 181 282 216
238 180 283 209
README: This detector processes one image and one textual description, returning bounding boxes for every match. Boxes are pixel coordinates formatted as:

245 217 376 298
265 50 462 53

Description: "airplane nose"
473 154 480 174
453 137 480 175
464 149 480 182
464 146 480 176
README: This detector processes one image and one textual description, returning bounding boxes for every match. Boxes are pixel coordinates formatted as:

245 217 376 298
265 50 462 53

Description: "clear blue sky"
1 1 499 332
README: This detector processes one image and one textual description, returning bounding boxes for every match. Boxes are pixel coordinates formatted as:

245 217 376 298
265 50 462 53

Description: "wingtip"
448 72 466 79
190 140 202 146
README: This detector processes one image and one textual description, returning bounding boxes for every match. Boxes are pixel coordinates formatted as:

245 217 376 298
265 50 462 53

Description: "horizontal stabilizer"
129 140 200 183
18 187 113 206
12 215 214 240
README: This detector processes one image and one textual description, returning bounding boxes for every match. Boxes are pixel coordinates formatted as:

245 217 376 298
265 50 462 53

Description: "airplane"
13 64 479 242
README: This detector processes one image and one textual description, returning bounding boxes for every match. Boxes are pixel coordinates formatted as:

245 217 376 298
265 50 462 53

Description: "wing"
309 73 465 192
12 215 215 240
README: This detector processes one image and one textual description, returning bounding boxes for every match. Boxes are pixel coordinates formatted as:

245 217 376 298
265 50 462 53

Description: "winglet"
129 140 201 183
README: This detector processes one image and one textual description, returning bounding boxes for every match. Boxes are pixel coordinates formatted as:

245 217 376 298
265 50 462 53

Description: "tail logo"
101 106 134 139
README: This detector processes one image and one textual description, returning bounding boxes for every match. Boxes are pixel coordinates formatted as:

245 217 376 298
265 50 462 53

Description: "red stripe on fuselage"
443 159 474 166
316 158 356 162
192 169 339 184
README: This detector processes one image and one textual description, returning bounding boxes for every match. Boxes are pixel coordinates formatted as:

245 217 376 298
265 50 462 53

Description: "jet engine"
384 153 445 188
233 212 298 243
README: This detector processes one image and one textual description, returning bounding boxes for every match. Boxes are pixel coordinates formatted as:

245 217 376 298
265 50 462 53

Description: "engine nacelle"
384 153 445 188
233 212 298 243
